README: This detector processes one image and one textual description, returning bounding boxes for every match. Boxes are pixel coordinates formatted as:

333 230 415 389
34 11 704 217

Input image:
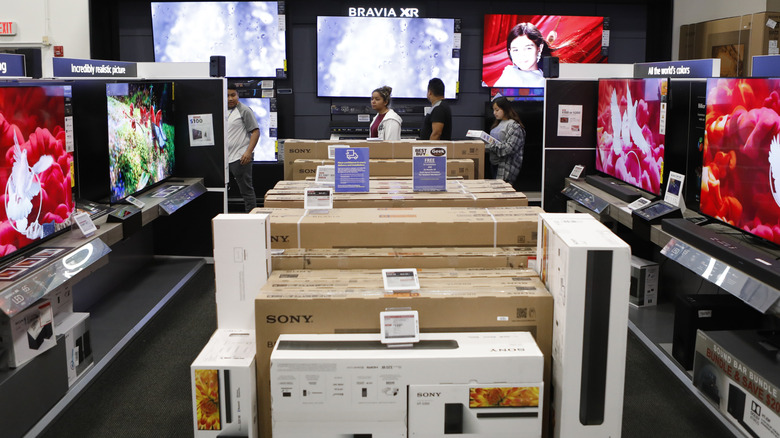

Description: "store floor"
38 263 736 438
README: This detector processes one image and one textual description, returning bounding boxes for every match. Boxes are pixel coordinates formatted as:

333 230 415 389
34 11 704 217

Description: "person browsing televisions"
486 97 526 188
226 83 259 212
419 78 452 140
370 85 403 141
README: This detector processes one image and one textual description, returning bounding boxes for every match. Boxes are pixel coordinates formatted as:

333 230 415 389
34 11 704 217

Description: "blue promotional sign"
633 59 719 78
335 147 369 193
413 146 447 192
752 55 780 77
0 53 26 76
53 58 138 78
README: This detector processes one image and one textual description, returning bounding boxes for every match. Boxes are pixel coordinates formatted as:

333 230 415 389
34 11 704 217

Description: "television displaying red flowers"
106 82 175 203
701 78 780 245
596 78 668 196
0 84 75 260
483 15 607 88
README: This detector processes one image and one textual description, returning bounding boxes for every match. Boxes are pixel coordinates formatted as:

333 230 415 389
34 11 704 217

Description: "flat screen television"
151 1 286 78
0 84 75 261
317 16 460 99
700 77 780 245
239 97 277 162
483 15 607 89
596 78 668 196
106 82 175 203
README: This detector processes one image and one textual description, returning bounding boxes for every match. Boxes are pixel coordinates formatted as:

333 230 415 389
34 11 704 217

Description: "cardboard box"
693 330 780 438
679 12 780 76
251 206 542 249
191 329 258 438
50 284 73 317
54 312 93 387
213 214 272 330
268 179 515 194
272 246 536 270
536 213 631 438
255 269 554 438
264 190 527 208
630 255 658 307
0 299 56 368
282 140 485 180
270 332 544 438
291 158 475 180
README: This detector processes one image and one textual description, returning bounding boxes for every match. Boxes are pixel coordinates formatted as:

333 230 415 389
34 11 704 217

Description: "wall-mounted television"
240 97 277 162
0 84 75 261
596 78 668 196
317 16 460 99
701 78 780 245
106 82 175 203
483 15 607 88
151 1 286 78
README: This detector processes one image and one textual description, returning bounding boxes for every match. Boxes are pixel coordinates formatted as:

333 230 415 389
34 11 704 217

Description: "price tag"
72 212 97 237
328 145 348 160
125 196 145 209
315 165 335 185
569 165 585 179
304 187 333 212
627 197 651 211
380 309 419 345
382 268 420 291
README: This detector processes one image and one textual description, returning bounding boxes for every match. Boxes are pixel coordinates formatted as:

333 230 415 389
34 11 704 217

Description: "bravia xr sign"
348 7 420 17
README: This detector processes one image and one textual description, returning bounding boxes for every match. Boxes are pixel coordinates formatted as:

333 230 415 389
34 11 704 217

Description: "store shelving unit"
0 178 208 438
563 177 780 438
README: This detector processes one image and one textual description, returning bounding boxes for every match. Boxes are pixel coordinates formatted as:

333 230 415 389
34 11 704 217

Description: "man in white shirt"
226 83 259 212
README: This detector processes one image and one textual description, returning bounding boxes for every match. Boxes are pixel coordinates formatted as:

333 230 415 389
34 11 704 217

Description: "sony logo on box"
265 314 314 324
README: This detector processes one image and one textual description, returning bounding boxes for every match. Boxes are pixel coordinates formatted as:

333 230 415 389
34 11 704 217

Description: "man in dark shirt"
420 78 452 140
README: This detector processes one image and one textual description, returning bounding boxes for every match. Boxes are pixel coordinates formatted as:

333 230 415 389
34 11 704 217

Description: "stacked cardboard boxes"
255 268 553 438
291 157 475 180
282 139 485 180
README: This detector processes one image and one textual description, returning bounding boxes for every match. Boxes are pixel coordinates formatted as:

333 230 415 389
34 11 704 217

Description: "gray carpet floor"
39 264 737 437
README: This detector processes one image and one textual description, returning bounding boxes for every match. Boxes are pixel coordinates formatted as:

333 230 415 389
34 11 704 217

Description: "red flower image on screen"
596 79 667 195
0 86 74 258
701 78 780 244
483 15 606 88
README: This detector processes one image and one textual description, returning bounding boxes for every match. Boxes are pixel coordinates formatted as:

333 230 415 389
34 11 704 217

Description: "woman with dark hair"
369 85 403 140
493 22 551 87
487 97 526 186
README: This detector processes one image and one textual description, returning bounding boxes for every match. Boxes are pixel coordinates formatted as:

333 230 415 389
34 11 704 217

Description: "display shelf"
564 176 777 438
23 256 205 438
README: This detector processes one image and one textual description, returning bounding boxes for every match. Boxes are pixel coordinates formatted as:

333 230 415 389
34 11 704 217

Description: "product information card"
335 147 369 193
412 146 447 192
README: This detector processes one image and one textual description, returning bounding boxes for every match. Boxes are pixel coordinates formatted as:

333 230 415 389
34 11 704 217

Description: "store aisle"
38 263 736 438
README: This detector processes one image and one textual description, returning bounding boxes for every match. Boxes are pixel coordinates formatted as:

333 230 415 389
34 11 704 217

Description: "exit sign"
0 22 17 36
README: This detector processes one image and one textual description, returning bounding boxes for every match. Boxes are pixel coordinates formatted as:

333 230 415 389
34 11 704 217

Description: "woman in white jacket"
370 85 403 140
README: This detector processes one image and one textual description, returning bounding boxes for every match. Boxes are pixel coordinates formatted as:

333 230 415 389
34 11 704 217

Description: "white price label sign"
304 187 333 211
125 196 145 209
72 212 97 237
382 268 420 291
380 310 419 345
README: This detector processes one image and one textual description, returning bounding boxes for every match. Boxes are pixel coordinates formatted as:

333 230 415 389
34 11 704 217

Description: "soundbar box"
584 174 643 202
661 218 780 289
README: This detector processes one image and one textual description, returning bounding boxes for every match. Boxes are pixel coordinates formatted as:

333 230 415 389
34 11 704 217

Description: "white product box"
536 213 631 438
0 299 57 368
50 284 73 317
270 332 544 438
191 329 258 438
213 213 272 330
630 255 659 307
54 312 93 386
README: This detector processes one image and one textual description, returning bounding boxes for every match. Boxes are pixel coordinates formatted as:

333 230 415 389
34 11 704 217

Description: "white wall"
0 0 91 77
672 0 772 59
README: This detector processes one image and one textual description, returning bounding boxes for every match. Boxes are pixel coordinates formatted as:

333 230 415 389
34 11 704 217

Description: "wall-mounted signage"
347 7 421 17
0 53 25 76
52 57 137 78
633 59 720 78
0 22 17 36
